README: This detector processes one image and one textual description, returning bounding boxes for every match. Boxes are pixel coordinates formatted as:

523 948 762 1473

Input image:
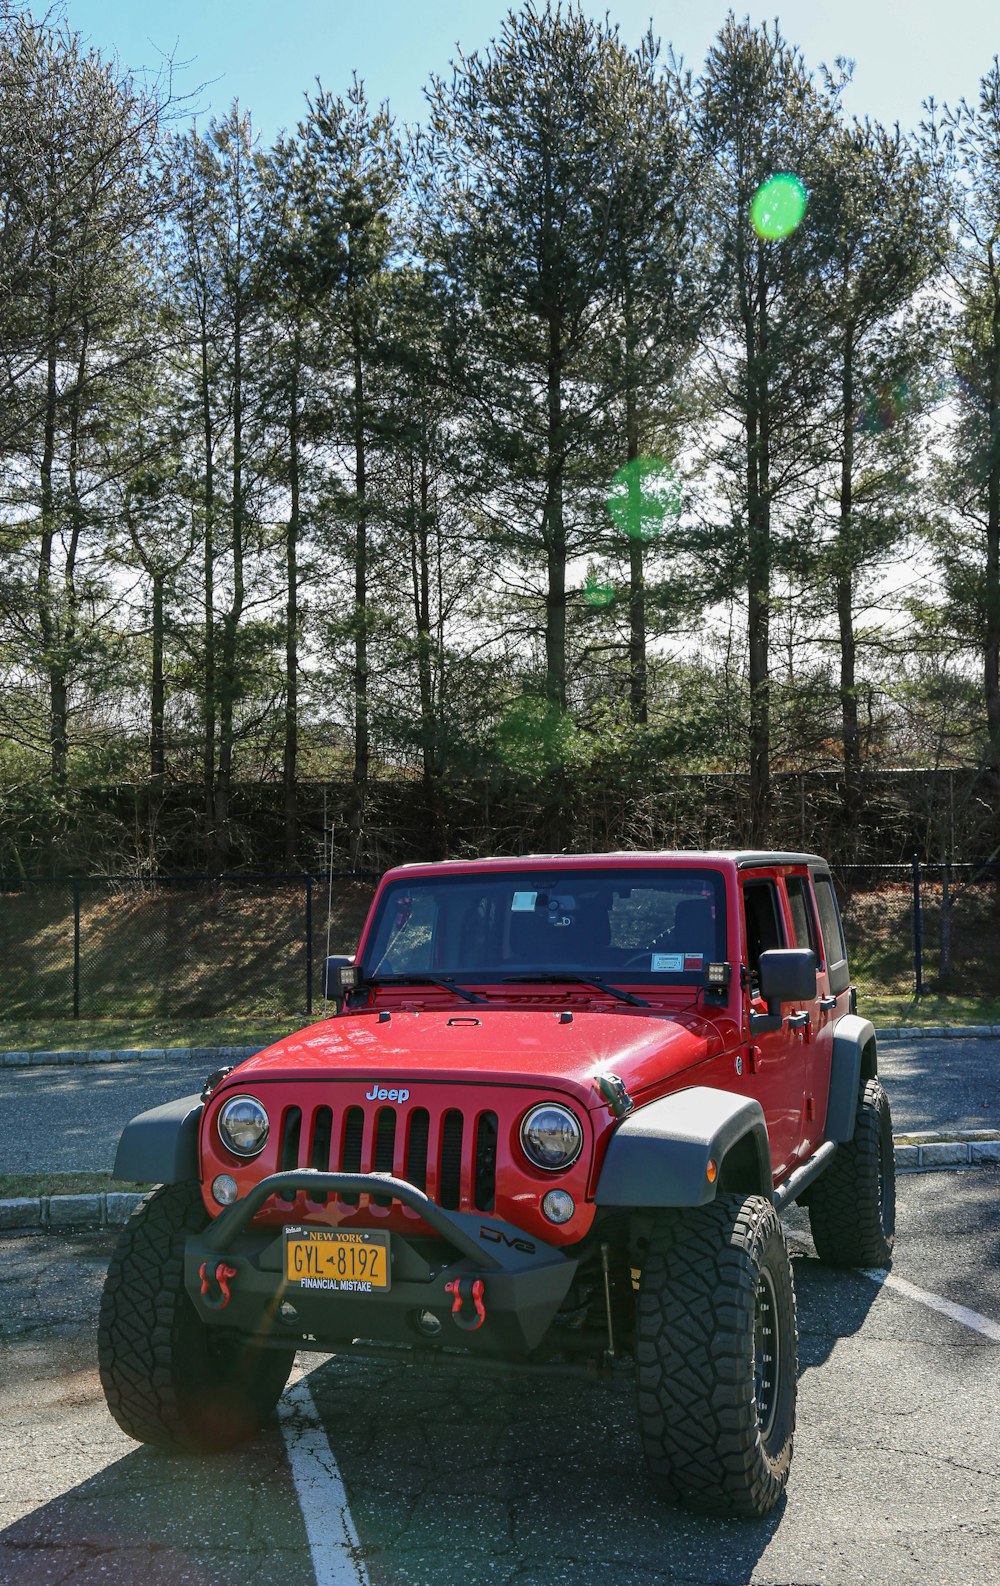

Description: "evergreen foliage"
1 3 998 871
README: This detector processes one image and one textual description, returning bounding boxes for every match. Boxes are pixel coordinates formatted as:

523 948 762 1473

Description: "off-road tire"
98 1181 295 1452
635 1193 797 1518
806 1077 895 1268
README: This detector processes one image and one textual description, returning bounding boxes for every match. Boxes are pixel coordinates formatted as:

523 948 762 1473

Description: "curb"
2 1025 1000 1069
3 1134 998 1233
874 1025 1000 1043
893 1129 1000 1172
0 1190 146 1233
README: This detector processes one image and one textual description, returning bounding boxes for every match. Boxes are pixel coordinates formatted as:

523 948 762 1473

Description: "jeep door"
806 870 853 1140
741 875 808 1180
779 871 829 1159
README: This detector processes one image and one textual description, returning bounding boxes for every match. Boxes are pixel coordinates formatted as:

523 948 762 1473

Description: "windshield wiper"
502 973 649 1007
362 974 487 1004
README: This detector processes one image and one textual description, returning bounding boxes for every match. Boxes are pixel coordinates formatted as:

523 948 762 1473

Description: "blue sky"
66 0 998 143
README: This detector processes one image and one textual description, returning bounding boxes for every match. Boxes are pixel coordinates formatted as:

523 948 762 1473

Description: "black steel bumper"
184 1170 578 1357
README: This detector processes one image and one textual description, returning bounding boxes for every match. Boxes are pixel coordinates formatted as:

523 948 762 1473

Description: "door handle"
818 996 837 1011
787 1010 810 1030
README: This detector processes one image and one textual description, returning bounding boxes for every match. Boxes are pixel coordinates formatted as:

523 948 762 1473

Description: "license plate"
283 1227 391 1293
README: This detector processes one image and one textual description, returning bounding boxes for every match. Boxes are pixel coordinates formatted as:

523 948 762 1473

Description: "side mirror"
322 955 357 1009
751 949 817 1034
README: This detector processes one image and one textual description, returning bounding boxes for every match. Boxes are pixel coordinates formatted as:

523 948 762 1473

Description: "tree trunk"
747 259 771 845
38 302 61 791
410 447 445 857
623 286 647 724
283 353 300 866
214 288 244 867
984 282 1000 775
348 314 369 870
150 569 165 792
199 315 216 842
544 312 566 712
838 326 861 836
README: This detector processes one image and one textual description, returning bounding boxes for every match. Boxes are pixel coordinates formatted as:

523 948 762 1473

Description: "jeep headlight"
217 1095 270 1158
520 1104 583 1171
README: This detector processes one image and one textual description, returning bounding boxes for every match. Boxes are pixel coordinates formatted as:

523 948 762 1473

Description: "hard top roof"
387 849 831 874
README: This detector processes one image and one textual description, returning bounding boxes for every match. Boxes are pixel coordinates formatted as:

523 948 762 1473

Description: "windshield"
360 867 726 985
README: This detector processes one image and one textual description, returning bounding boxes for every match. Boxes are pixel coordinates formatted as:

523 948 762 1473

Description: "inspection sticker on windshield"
651 953 683 972
511 891 538 911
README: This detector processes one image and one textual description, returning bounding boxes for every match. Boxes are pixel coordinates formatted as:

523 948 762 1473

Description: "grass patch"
0 1172 151 1197
0 1015 313 1053
859 994 1000 1028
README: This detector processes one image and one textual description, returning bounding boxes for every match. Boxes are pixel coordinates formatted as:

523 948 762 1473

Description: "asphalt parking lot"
1 1169 997 1586
1 1033 997 1176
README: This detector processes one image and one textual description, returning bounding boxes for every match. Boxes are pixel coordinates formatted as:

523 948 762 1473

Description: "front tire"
98 1181 295 1452
635 1194 797 1518
807 1077 895 1268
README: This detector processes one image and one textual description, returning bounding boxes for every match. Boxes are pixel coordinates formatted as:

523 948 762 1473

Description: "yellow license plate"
283 1227 391 1292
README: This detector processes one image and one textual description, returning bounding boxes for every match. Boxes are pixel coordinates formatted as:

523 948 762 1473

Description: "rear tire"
635 1194 797 1518
807 1077 895 1268
98 1181 295 1452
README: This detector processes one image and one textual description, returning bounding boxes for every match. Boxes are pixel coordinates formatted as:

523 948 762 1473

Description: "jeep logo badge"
365 1084 410 1103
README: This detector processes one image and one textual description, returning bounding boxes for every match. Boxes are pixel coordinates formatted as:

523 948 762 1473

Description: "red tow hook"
444 1277 487 1332
199 1261 238 1311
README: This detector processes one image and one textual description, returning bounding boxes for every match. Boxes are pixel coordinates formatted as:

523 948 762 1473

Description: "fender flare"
595 1086 772 1208
825 1015 877 1142
113 1094 203 1183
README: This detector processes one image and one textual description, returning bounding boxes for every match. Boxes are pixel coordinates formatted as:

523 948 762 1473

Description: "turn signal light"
706 1158 718 1184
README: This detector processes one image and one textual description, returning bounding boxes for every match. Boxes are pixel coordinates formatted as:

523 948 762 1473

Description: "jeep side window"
742 880 786 995
785 876 819 958
813 875 849 991
813 876 846 964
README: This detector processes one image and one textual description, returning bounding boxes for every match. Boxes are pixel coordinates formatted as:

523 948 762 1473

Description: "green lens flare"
605 458 681 542
584 575 615 608
750 173 807 241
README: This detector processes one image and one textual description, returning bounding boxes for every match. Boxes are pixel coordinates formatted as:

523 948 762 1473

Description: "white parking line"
863 1269 1000 1341
277 1375 370 1586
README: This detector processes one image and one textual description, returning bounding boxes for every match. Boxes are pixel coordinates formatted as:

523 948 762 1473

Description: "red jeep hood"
233 1007 728 1108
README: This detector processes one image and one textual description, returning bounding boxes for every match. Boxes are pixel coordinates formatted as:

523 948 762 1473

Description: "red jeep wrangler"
99 851 894 1517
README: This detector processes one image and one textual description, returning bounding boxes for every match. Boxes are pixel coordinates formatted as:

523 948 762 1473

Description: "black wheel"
635 1194 797 1518
807 1077 895 1268
98 1181 295 1452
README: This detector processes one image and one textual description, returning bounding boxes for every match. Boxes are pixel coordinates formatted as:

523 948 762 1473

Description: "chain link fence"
0 874 379 1021
1 860 996 1022
835 861 1000 1001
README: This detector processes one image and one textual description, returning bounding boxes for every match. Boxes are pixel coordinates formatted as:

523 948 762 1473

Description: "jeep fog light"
212 1174 238 1205
520 1104 583 1170
217 1095 269 1157
542 1189 575 1224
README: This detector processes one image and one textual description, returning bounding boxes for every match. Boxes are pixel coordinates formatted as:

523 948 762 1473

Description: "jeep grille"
273 1101 498 1215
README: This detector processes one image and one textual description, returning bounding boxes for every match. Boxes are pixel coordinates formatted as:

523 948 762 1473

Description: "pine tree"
695 19 845 840
163 108 279 864
599 34 705 724
805 118 943 823
423 3 637 717
925 60 1000 779
295 78 404 867
0 11 168 792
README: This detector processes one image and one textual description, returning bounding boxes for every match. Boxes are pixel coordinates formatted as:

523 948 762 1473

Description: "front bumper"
184 1169 578 1357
